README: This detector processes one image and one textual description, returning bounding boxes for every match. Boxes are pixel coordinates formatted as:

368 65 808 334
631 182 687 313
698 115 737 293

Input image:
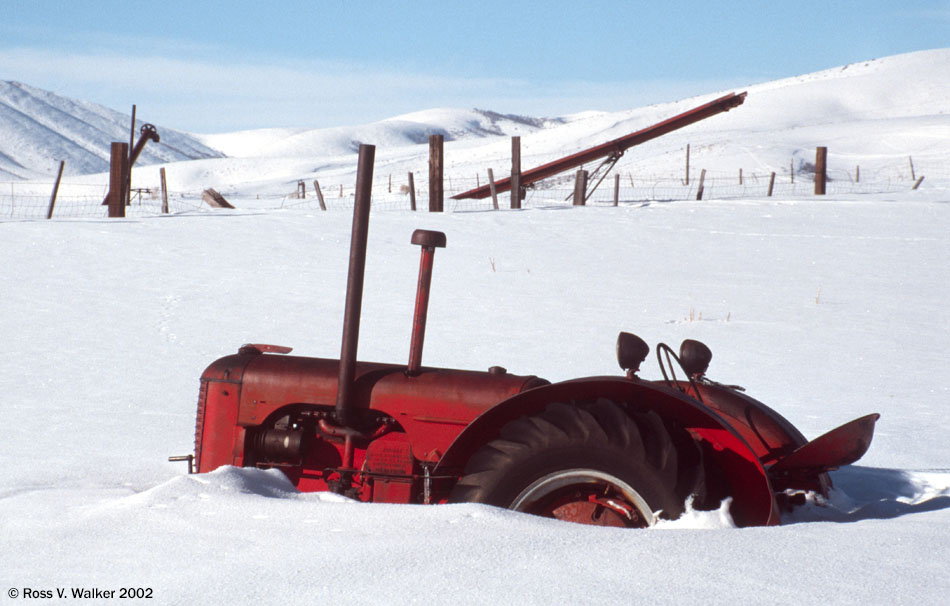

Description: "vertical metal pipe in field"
335 144 375 426
128 105 136 207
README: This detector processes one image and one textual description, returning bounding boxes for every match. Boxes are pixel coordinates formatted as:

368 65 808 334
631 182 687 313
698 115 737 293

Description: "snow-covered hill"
0 80 223 180
184 48 949 194
197 108 563 158
3 49 948 195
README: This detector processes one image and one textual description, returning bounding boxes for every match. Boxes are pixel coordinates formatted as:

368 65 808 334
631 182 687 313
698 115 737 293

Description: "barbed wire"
2 158 946 219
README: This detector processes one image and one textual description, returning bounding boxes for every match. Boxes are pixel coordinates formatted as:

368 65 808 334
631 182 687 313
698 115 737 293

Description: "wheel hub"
510 469 655 528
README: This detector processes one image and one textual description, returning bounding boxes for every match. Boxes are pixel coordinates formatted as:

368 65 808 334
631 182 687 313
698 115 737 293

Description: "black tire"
449 399 698 527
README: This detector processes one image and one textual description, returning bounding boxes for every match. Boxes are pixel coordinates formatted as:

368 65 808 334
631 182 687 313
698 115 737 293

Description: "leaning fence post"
408 172 416 211
314 180 327 211
912 176 925 190
573 170 588 206
696 169 706 200
46 160 65 219
767 171 776 197
487 168 499 210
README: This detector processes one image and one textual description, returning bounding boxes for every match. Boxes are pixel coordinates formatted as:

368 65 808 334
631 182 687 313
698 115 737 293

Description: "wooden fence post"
856 165 860 183
108 142 129 218
510 136 521 210
314 180 327 211
408 172 416 211
912 176 925 190
767 171 776 197
487 168 499 210
790 159 794 183
613 173 620 206
428 134 444 212
573 170 588 205
696 169 706 200
739 168 743 185
814 146 827 195
685 143 690 185
160 167 169 214
909 156 916 181
46 160 65 219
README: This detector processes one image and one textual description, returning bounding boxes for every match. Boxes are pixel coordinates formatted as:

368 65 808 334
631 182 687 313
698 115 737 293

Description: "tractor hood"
199 346 548 461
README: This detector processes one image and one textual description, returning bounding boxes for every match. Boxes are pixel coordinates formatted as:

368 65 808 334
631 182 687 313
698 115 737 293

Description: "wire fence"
2 159 946 219
281 161 949 213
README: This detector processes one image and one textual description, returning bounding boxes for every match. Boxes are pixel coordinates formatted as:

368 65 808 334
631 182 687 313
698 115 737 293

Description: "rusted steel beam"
453 92 747 200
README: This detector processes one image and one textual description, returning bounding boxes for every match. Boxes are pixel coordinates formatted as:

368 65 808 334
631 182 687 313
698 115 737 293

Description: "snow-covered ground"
2 49 949 604
3 197 949 604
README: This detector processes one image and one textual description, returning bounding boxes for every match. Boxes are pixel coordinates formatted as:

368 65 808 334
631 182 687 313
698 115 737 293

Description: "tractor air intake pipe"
335 144 375 428
407 229 446 376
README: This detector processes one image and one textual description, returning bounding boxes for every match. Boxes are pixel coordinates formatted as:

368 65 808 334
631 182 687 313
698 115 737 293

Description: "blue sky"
2 0 947 132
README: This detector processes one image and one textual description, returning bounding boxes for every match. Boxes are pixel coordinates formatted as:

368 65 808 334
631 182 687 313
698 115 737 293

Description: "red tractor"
173 145 879 528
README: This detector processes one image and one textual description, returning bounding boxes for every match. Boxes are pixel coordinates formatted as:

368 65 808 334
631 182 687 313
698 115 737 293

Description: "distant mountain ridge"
195 108 564 159
0 80 224 180
2 48 948 186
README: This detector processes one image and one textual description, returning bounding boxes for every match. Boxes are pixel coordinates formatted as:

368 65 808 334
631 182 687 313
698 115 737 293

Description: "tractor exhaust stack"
407 229 447 375
335 144 375 427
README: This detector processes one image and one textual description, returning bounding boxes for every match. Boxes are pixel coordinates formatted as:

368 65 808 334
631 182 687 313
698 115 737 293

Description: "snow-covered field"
2 49 950 604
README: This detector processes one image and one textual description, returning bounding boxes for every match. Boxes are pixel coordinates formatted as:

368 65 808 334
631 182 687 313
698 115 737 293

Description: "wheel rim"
510 469 656 528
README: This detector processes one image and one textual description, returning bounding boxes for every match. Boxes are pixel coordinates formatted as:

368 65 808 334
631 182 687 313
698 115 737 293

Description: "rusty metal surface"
407 230 446 375
769 413 880 476
130 124 159 165
229 353 542 457
688 382 809 466
452 92 747 200
336 144 375 427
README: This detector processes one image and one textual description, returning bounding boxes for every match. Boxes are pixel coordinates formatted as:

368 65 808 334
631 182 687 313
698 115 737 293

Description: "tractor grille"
192 379 209 469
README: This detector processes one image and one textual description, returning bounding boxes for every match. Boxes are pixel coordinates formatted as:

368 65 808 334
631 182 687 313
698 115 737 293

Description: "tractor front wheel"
449 399 693 528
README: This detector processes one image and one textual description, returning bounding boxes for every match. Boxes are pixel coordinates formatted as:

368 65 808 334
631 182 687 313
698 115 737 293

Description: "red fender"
435 377 779 527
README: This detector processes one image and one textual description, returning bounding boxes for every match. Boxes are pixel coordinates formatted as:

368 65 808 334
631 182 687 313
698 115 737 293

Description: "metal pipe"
407 230 446 375
453 92 747 200
335 144 375 426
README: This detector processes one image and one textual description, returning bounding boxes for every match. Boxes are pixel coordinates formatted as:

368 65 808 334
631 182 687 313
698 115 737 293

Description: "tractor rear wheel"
449 399 694 527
